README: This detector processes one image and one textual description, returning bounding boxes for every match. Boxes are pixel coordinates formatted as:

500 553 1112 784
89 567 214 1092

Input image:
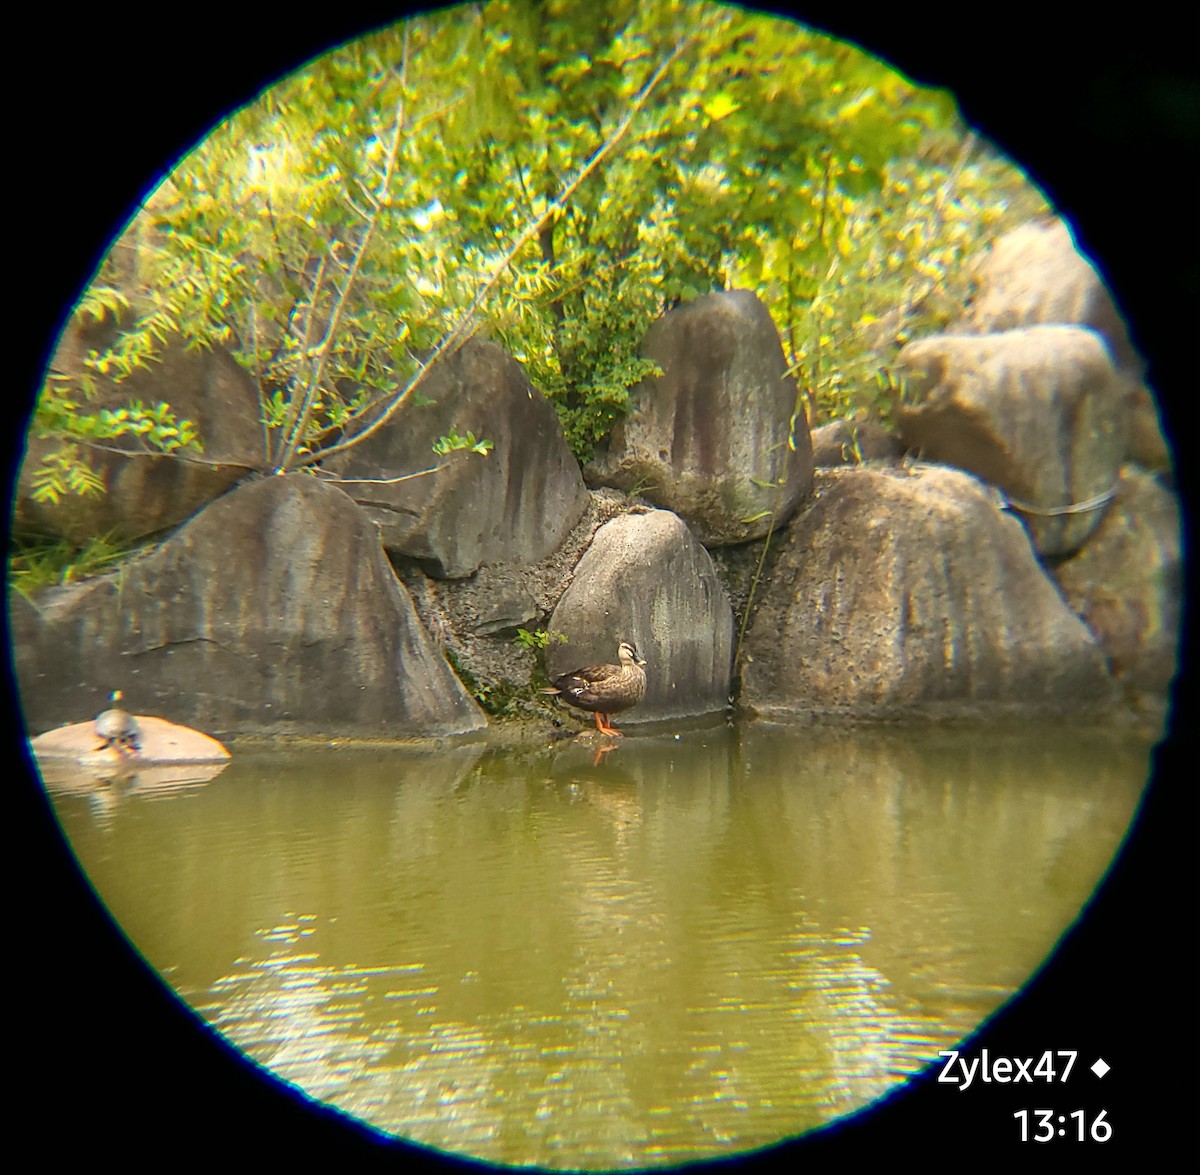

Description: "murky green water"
44 721 1150 1169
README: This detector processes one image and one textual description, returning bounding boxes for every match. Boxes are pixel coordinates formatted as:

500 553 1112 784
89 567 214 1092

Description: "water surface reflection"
48 723 1150 1168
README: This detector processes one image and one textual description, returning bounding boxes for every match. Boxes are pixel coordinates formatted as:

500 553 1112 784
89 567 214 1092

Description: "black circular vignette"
9 2 1195 1166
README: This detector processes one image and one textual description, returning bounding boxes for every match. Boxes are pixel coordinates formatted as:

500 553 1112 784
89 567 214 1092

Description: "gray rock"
811 418 904 467
11 474 486 739
1127 382 1173 473
739 466 1117 720
953 216 1173 476
472 585 541 638
327 338 588 578
895 325 1132 556
586 290 812 546
546 509 734 724
1052 466 1182 700
959 216 1142 374
393 490 634 715
17 339 263 544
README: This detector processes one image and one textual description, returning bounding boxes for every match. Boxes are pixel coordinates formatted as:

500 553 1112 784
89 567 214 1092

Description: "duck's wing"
566 662 621 686
544 667 618 711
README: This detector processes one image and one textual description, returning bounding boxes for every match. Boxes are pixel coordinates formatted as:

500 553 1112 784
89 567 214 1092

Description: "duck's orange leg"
595 712 622 736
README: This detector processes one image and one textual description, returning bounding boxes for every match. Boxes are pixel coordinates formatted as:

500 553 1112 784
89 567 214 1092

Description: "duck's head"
618 641 646 667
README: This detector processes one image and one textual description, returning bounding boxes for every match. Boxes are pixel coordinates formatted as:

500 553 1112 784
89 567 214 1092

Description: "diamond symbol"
1091 1058 1111 1078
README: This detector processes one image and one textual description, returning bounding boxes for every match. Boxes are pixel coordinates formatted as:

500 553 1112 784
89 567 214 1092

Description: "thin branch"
55 438 257 471
272 250 329 466
731 508 778 686
259 242 317 375
318 462 453 487
271 28 413 473
341 192 377 222
247 293 271 464
272 117 409 471
302 34 694 470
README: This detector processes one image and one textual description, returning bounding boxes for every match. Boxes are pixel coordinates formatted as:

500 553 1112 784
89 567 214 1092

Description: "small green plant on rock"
513 629 570 703
9 534 138 598
513 628 568 651
444 647 521 717
432 429 494 458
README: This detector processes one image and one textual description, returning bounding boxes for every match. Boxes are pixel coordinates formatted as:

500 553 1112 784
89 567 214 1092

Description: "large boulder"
956 216 1171 474
739 466 1117 720
1052 466 1182 701
11 474 486 739
959 216 1141 374
17 337 263 544
545 509 734 724
326 338 588 578
394 490 634 710
895 325 1132 556
586 290 812 546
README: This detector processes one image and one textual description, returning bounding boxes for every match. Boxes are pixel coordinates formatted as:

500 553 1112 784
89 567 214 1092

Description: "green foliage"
8 533 137 598
37 0 1047 493
77 285 131 326
444 647 521 717
777 131 1048 425
29 203 215 506
29 382 204 506
432 429 494 458
514 628 568 650
27 446 105 505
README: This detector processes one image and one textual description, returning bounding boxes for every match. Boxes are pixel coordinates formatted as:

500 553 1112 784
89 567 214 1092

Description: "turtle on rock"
94 690 142 756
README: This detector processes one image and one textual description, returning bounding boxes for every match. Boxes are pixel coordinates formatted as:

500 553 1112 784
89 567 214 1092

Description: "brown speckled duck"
543 641 647 735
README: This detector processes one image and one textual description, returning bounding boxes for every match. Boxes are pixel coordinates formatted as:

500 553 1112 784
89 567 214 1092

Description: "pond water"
44 720 1151 1169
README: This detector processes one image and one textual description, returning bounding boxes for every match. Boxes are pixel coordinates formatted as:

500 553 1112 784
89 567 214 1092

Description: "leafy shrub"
28 0 1046 512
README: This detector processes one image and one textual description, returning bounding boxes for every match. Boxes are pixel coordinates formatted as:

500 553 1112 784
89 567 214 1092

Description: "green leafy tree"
29 0 1044 509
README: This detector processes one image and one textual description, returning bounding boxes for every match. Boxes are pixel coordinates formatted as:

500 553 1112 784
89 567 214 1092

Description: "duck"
94 690 142 756
542 641 647 736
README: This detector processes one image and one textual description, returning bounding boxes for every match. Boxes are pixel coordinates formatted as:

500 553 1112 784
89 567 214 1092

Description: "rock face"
546 509 734 724
959 217 1140 372
957 216 1171 474
740 466 1117 720
895 326 1132 556
1127 383 1173 474
586 290 812 546
11 475 486 739
811 418 904 467
17 338 263 544
1052 466 1183 700
395 489 634 708
327 338 588 578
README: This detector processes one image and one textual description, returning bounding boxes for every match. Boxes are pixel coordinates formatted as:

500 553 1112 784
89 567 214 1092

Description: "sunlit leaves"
514 627 568 649
29 446 105 505
9 532 135 598
432 429 494 458
783 138 1047 424
37 0 1046 496
76 285 131 327
702 91 740 122
36 396 203 455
